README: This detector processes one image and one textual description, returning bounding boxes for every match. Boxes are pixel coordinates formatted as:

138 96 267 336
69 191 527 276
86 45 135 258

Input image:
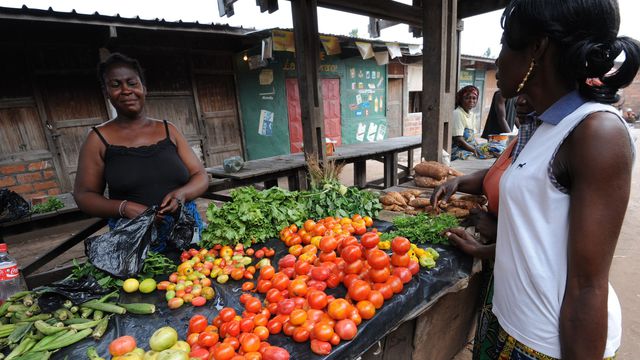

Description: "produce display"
89 325 191 359
30 197 64 214
0 290 154 359
201 183 382 249
412 161 464 188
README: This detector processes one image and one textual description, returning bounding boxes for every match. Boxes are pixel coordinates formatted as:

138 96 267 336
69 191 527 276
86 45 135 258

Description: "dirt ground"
6 127 639 359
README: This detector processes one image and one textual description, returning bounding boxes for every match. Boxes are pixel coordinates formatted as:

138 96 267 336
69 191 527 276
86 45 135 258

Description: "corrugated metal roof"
0 5 254 35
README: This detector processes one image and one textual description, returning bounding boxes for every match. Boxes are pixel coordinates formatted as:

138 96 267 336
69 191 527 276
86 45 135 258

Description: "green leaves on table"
70 252 174 287
380 212 459 245
30 197 64 214
200 183 382 248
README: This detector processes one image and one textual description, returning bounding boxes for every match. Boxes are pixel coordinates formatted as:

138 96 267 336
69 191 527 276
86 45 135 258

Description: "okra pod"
39 328 92 351
68 318 101 330
7 323 32 344
117 303 155 315
92 310 103 321
61 300 72 309
7 292 31 302
54 309 72 321
23 304 40 318
20 296 33 308
33 321 65 336
5 336 35 360
80 307 93 319
97 290 119 303
69 306 79 314
62 318 91 325
7 305 27 314
80 301 125 315
86 346 105 360
91 316 110 340
30 330 70 352
17 314 50 322
0 302 12 317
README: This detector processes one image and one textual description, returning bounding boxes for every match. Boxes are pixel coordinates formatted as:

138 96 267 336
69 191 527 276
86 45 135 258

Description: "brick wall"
622 72 640 116
0 160 61 201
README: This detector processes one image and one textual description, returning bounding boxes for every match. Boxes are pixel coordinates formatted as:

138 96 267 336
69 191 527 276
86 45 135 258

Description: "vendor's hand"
122 201 147 219
430 177 459 208
461 208 497 243
445 227 483 257
159 190 186 215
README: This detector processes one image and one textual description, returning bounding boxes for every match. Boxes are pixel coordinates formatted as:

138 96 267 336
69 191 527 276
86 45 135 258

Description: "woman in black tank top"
73 53 208 251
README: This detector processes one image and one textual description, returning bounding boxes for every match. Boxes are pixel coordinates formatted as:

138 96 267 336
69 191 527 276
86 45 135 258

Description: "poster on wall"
258 110 274 136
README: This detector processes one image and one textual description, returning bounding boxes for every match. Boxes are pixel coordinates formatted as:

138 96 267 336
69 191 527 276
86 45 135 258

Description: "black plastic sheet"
167 203 197 251
56 220 473 360
36 276 112 313
85 207 157 279
0 188 30 223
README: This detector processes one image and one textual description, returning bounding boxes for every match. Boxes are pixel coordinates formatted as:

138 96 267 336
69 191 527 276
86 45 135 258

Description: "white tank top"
493 102 632 358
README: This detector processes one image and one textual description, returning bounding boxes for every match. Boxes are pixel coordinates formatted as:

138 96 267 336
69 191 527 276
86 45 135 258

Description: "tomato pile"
156 245 275 310
187 305 290 360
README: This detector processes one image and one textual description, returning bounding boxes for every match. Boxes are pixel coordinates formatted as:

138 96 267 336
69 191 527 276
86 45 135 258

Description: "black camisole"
92 120 190 207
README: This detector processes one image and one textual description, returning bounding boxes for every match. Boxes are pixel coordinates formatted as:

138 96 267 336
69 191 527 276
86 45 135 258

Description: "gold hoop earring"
517 59 536 93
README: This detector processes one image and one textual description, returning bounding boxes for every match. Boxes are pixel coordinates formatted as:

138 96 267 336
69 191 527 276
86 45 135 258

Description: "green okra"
79 301 125 315
80 307 93 319
30 329 72 352
17 314 50 323
5 336 35 360
0 302 12 317
62 318 91 325
20 295 33 308
92 310 103 321
7 292 31 302
11 351 51 360
91 316 110 340
7 323 31 344
33 321 65 336
38 328 92 351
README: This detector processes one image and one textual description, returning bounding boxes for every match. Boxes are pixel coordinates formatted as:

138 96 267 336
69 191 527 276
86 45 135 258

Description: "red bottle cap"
0 244 7 252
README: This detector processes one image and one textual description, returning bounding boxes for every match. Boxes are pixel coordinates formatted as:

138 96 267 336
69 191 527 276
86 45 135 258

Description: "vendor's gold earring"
517 59 535 93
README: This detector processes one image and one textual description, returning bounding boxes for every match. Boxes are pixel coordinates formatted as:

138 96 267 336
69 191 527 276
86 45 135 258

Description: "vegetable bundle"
380 212 459 245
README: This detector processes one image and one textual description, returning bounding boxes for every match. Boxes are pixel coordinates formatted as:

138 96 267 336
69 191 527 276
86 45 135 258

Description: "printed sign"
356 123 366 141
258 110 274 136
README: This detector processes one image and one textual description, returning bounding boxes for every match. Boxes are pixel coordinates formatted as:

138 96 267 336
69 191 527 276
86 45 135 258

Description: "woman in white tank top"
445 0 640 358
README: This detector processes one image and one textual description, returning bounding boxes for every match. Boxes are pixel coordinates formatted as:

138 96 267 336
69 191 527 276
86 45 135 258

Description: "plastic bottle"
0 243 27 302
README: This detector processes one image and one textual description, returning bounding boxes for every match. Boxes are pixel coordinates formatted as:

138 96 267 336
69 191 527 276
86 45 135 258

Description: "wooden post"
290 0 326 163
421 0 457 162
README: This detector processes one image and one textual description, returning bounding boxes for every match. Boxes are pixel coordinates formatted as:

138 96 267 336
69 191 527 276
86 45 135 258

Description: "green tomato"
149 327 178 352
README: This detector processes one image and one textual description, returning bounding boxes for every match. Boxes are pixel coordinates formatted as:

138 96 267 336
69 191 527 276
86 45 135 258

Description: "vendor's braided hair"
501 0 640 103
97 52 146 91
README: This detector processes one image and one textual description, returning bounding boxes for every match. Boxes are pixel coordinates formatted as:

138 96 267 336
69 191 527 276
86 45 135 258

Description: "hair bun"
584 43 616 78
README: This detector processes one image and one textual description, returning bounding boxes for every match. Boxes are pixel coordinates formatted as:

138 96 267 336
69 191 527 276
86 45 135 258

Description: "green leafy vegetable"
69 252 174 287
380 212 459 245
31 197 64 214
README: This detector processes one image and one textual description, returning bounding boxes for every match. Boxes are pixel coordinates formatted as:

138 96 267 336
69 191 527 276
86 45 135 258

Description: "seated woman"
451 85 494 160
73 53 209 252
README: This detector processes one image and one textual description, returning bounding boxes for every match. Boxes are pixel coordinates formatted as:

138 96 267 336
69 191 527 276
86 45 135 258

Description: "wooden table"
205 135 422 198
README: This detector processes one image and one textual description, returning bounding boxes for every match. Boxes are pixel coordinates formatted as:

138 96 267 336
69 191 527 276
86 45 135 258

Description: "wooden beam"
421 0 457 162
318 0 422 28
457 0 509 19
291 0 326 162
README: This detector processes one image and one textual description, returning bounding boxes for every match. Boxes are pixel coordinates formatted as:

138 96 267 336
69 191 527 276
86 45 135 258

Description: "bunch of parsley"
380 212 459 244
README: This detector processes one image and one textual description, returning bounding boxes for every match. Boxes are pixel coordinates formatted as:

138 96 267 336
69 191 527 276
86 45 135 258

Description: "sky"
1 0 639 58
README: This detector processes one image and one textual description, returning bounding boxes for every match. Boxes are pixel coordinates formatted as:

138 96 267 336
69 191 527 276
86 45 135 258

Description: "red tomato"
240 318 255 333
387 275 404 294
271 273 290 291
267 319 283 334
307 290 328 310
294 261 311 276
344 259 364 275
356 300 376 320
368 290 384 309
340 245 362 263
226 320 241 338
241 333 261 353
307 279 327 292
310 339 332 356
348 280 371 302
408 260 420 275
278 254 297 269
245 297 262 314
292 326 310 342
277 299 296 315
391 237 411 255
260 265 275 280
189 315 209 334
373 282 394 300
198 331 219 347
367 249 390 270
334 319 357 340
212 343 235 360
186 332 200 347
360 232 380 249
192 296 206 307
327 299 350 320
319 236 339 252
223 336 240 350
325 273 341 288
219 308 237 323
189 347 209 359
313 322 335 342
318 250 337 263
393 266 413 284
391 253 410 267
108 335 136 356
256 280 272 293
310 266 330 281
262 346 290 360
253 314 269 327
368 267 390 283
239 293 252 304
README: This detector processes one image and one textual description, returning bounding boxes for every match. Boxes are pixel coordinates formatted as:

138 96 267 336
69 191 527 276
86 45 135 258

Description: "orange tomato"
313 322 335 342
356 300 376 320
368 290 385 309
327 298 350 320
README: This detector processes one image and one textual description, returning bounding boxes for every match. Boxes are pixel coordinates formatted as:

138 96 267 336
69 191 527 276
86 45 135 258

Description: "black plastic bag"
167 203 197 251
0 188 30 223
35 276 111 313
85 207 157 279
